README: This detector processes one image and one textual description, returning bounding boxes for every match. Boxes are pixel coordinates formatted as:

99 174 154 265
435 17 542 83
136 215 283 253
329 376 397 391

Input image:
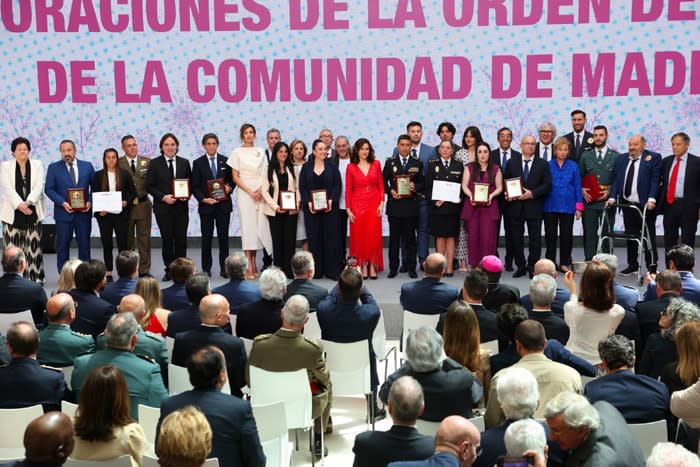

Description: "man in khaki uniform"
246 294 332 456
119 134 152 276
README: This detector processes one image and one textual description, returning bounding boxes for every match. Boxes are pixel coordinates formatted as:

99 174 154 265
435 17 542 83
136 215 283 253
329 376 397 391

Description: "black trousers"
154 204 188 271
501 213 514 267
510 216 543 270
96 213 128 271
339 209 348 267
663 199 698 251
388 215 418 272
304 208 341 279
621 203 658 269
268 213 297 277
544 212 574 267
200 209 231 274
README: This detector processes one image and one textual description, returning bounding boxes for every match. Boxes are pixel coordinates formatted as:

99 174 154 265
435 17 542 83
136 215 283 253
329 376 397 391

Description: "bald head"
533 259 557 278
199 294 231 326
24 412 74 464
628 134 646 157
118 294 146 321
435 416 481 465
7 321 39 357
424 253 447 277
46 293 75 324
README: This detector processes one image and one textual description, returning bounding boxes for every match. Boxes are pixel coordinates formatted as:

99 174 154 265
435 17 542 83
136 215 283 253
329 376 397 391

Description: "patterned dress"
454 149 474 262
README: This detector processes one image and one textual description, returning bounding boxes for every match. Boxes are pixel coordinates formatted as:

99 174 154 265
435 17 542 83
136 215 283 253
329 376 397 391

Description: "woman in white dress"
227 123 272 279
290 139 309 251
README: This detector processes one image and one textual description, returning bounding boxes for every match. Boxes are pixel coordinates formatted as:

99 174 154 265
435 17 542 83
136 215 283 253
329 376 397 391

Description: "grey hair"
646 442 700 467
224 252 248 280
598 335 635 370
291 251 314 277
1 245 25 273
544 392 599 431
389 376 424 423
497 367 540 420
104 312 139 349
593 253 618 276
406 327 444 372
504 419 546 460
529 274 557 307
282 295 309 326
662 298 700 339
259 267 287 301
538 121 557 138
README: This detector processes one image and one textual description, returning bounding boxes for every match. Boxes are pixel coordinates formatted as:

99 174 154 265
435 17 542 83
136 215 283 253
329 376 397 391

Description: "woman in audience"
71 365 148 467
562 262 625 365
662 320 700 394
157 406 212 467
670 377 700 455
135 276 170 337
289 139 308 252
346 138 384 279
640 298 700 379
53 258 82 295
454 126 484 272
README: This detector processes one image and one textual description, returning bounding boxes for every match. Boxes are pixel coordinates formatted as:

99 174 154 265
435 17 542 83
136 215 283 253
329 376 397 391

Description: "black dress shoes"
399 264 408 273
408 270 418 278
388 270 398 278
513 268 527 278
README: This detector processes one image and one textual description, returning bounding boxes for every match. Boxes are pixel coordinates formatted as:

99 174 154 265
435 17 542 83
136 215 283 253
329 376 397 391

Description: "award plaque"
280 190 297 211
473 182 490 205
207 179 227 201
173 179 191 200
505 177 523 198
67 188 87 211
394 174 413 198
311 189 329 212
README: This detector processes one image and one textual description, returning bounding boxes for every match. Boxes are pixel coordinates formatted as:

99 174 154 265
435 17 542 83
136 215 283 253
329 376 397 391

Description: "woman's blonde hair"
135 277 163 328
156 406 212 467
676 321 700 386
56 258 82 292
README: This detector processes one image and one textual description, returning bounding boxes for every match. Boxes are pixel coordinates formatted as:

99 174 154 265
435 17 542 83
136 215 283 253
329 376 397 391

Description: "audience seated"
0 321 66 411
159 347 265 467
72 313 168 420
661 321 700 395
400 253 459 315
526 274 569 344
353 376 434 467
161 257 196 311
283 251 327 312
172 294 247 397
156 406 212 467
519 259 571 316
71 365 149 467
38 293 95 367
380 327 482 422
644 244 700 305
135 276 171 337
480 255 520 313
485 320 581 428
236 267 286 339
670 378 700 455
503 419 547 465
594 254 640 312
0 245 48 327
54 258 82 295
636 269 682 350
167 272 210 338
69 259 116 340
645 442 700 467
212 252 262 315
5 411 75 467
0 332 8 365
100 251 140 307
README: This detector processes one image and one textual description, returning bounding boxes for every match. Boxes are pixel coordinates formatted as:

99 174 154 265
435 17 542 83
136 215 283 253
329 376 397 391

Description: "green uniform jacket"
96 327 169 384
579 147 619 210
37 323 95 367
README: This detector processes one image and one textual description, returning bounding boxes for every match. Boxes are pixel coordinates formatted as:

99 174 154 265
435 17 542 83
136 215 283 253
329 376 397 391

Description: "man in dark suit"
0 246 48 327
319 128 337 159
353 375 434 467
526 274 569 344
479 255 520 313
44 139 95 271
158 346 265 467
385 134 425 278
636 270 681 350
534 122 556 162
146 133 192 281
100 250 139 307
607 134 662 274
433 122 461 155
0 321 66 411
172 294 247 397
69 259 115 340
400 253 459 315
212 253 262 315
161 257 196 311
236 268 285 340
504 136 552 277
192 133 234 278
519 259 570 316
660 132 700 250
563 109 594 163
282 251 327 312
167 272 211 338
490 127 522 271
38 293 94 367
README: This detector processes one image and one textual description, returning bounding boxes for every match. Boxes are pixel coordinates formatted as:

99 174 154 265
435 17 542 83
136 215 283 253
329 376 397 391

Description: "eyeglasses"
539 130 554 134
475 446 483 458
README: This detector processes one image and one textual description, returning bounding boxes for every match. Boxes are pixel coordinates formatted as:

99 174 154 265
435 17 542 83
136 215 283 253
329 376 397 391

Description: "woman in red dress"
346 138 385 279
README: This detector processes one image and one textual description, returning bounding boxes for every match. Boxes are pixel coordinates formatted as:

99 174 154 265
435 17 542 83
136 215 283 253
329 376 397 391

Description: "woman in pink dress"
346 138 384 279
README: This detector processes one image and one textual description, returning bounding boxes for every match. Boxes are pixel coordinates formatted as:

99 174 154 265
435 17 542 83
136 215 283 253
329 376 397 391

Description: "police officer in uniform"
37 293 95 367
579 125 619 260
118 135 152 277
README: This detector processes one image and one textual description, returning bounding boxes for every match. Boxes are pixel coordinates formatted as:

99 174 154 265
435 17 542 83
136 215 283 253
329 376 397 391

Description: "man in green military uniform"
118 135 152 277
37 293 95 367
72 312 168 420
579 125 619 260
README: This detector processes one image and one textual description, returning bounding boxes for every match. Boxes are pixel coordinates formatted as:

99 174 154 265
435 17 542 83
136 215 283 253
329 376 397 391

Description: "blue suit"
167 305 201 338
0 357 66 412
400 277 459 315
161 283 189 311
212 279 262 315
68 289 115 341
644 271 700 305
614 282 639 312
100 277 138 307
45 158 95 271
388 451 458 467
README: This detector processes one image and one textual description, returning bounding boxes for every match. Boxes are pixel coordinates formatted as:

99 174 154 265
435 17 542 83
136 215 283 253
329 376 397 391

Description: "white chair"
373 308 397 380
481 340 499 356
168 364 231 395
415 415 485 436
252 401 290 467
241 337 254 356
0 310 34 335
62 365 74 391
0 448 24 463
401 311 440 359
229 314 237 336
65 455 132 467
138 404 160 445
304 312 322 340
628 419 667 459
0 405 43 448
581 375 596 388
143 455 219 467
62 401 78 420
165 337 174 362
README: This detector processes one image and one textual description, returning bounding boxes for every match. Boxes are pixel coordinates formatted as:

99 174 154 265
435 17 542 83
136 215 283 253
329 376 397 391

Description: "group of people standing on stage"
1 110 698 284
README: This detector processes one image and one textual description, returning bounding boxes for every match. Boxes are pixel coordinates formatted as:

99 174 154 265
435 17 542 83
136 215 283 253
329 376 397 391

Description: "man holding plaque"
45 139 95 272
192 133 234 279
384 134 424 279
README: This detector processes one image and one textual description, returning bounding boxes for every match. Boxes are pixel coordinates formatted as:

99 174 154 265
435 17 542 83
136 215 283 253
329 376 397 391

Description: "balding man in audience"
353 376 434 467
212 253 262 315
0 321 66 411
525 274 569 344
172 294 246 397
400 253 459 315
636 269 682 349
6 411 75 467
519 259 571 315
387 416 482 467
0 245 48 327
38 293 94 367
167 272 211 338
283 251 328 312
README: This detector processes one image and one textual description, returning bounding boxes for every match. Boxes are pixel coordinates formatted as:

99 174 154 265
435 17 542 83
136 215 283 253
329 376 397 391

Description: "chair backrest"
62 401 78 420
373 309 388 359
65 455 132 467
62 365 75 391
252 402 289 467
321 340 372 396
481 340 499 356
304 312 322 340
138 404 160 445
241 337 253 356
402 311 440 352
228 315 237 336
0 405 43 448
415 415 485 436
0 310 34 336
249 366 312 431
165 337 174 362
628 419 667 459
168 363 231 395
202 459 219 467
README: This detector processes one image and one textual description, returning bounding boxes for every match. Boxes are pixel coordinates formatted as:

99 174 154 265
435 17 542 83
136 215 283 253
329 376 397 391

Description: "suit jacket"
0 334 7 365
353 425 434 467
608 150 662 205
146 155 192 214
158 389 265 467
520 287 571 316
644 271 700 305
616 310 642 361
483 282 520 313
213 279 262 315
0 159 47 224
69 289 115 340
283 279 327 312
261 167 301 216
172 325 246 397
503 154 552 218
37 323 95 367
614 282 639 312
100 277 138 307
45 158 95 222
534 142 555 162
91 168 137 217
638 332 677 379
659 153 700 212
490 148 522 170
191 153 234 215
383 155 425 217
118 155 150 198
97 327 169 385
161 283 190 311
563 131 594 163
0 273 48 326
236 299 283 340
0 357 66 411
635 293 676 350
167 305 201 338
388 451 458 467
527 310 569 344
400 277 459 315
490 340 596 377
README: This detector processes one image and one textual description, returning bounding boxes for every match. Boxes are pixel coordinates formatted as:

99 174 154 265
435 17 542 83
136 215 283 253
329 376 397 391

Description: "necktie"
624 158 638 199
597 150 603 163
402 157 408 169
575 135 581 155
168 159 175 179
412 148 417 159
444 160 449 170
69 163 76 185
130 159 136 174
502 151 507 168
543 147 548 161
523 159 530 181
667 157 682 205
209 157 217 179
